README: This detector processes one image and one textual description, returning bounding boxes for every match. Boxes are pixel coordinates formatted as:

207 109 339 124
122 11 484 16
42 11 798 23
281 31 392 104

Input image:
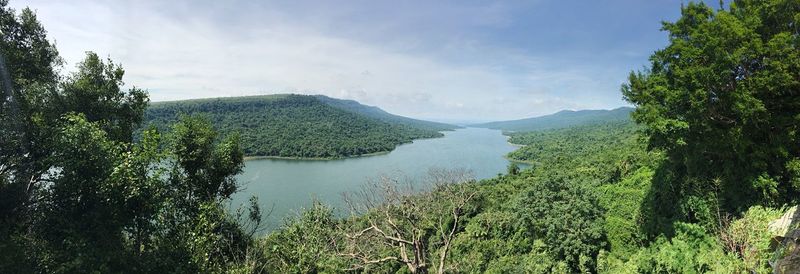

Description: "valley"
3 1 799 273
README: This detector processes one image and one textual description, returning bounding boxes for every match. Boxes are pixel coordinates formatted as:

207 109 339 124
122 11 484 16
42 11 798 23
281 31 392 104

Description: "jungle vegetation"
145 95 453 159
1 0 799 273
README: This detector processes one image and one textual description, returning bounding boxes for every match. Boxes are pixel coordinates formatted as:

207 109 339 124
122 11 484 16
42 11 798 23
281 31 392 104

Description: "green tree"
507 162 520 176
259 202 346 273
0 3 256 271
0 0 62 222
514 177 607 272
155 115 251 273
622 0 800 220
31 114 164 272
60 52 148 142
0 0 60 88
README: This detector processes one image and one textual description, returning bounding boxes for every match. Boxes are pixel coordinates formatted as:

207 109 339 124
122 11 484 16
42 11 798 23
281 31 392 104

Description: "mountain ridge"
472 106 633 132
312 95 459 131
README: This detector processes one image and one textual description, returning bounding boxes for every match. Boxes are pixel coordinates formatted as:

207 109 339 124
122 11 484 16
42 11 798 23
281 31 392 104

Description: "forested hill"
473 107 633 132
144 94 452 158
312 95 458 131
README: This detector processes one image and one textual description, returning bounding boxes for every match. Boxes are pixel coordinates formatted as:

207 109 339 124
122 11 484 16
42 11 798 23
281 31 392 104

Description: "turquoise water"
231 127 520 230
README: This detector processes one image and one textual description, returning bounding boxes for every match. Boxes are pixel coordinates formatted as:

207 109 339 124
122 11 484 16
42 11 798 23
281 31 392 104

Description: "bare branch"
340 169 476 274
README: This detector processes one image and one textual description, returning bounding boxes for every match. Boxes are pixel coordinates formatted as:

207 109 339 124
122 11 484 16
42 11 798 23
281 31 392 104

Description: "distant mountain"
472 107 634 132
144 94 455 158
313 95 458 131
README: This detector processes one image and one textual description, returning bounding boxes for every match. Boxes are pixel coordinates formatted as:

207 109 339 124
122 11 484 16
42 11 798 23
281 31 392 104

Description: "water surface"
232 127 520 230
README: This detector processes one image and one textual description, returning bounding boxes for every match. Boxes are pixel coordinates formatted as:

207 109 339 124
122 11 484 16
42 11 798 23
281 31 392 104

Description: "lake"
231 127 521 230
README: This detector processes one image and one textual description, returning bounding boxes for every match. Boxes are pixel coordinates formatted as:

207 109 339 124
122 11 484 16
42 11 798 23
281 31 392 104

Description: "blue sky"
11 0 700 122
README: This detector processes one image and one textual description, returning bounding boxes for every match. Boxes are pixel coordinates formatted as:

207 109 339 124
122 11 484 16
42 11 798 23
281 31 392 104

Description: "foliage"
473 107 632 132
144 94 448 159
597 167 653 257
507 162 520 176
0 1 65 256
60 52 148 142
506 121 657 184
622 0 800 214
599 223 745 274
257 202 346 273
32 113 156 272
514 177 607 272
719 206 784 273
3 0 799 273
0 3 257 272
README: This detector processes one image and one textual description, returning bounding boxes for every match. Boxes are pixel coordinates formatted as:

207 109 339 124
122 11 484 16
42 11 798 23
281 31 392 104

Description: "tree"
32 114 164 272
258 201 346 273
0 0 62 238
0 3 257 271
514 177 606 272
0 0 61 89
507 162 520 176
622 0 800 218
341 169 476 273
154 115 251 272
60 52 148 142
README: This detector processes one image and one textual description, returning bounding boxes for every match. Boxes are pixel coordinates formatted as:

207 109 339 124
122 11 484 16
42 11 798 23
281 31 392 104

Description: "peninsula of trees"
144 94 457 159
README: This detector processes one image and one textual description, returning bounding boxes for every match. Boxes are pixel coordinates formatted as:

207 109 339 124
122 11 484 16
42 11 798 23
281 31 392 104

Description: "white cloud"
11 0 629 122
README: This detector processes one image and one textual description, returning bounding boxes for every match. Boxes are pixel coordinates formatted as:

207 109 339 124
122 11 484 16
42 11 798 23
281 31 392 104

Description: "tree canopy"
0 2 258 272
144 95 448 159
623 0 800 216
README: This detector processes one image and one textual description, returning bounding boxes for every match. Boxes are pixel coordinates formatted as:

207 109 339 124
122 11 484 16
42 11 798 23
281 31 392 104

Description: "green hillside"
473 107 633 132
505 121 641 164
312 95 458 131
144 94 449 158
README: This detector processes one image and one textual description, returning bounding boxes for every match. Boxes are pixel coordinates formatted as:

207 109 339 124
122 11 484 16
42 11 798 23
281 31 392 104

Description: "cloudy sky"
10 0 693 122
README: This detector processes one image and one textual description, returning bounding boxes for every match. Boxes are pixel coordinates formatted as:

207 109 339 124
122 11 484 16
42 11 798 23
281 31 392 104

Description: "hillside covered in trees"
312 95 458 132
2 0 800 273
472 107 633 132
144 95 454 159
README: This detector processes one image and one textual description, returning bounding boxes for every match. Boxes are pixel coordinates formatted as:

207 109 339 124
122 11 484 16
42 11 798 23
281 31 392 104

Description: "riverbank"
503 155 535 165
242 134 448 161
243 150 392 161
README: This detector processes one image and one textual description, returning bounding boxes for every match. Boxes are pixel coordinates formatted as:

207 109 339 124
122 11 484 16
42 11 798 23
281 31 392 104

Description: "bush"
719 206 783 273
599 222 744 273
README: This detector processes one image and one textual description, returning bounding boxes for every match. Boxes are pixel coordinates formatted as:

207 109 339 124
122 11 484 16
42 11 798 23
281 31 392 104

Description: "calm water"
231 127 520 230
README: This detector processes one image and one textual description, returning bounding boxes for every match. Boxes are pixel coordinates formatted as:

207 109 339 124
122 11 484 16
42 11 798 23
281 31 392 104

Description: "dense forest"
505 121 642 165
1 0 799 273
145 95 452 158
472 107 633 132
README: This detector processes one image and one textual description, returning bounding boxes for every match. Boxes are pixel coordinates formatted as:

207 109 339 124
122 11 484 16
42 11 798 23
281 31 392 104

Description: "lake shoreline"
233 127 520 231
243 133 448 161
243 150 392 161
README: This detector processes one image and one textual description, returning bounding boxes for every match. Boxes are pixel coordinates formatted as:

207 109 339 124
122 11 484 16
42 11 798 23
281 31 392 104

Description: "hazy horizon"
10 0 699 121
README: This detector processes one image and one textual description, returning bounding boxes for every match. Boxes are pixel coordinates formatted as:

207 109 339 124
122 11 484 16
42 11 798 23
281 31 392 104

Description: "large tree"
0 0 61 229
0 2 257 272
623 0 800 222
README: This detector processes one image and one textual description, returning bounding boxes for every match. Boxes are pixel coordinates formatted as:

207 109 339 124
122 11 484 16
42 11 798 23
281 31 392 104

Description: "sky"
10 0 698 123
